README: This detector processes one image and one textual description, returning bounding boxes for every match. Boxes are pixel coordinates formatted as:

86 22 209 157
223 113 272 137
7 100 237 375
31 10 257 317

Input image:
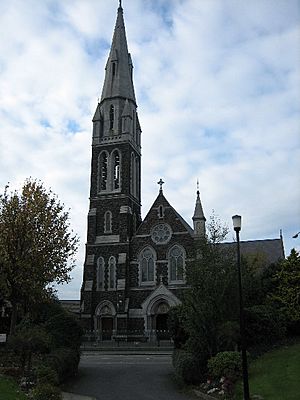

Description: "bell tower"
81 3 142 333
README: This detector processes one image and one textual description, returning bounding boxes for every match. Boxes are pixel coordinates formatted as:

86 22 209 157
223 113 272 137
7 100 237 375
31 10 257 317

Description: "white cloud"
0 0 299 299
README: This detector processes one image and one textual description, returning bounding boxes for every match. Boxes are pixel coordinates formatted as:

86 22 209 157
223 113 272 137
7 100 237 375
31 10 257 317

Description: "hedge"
43 347 80 383
172 349 205 384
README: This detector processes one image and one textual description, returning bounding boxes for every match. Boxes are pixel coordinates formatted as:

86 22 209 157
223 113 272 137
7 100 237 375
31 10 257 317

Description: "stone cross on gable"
157 178 165 192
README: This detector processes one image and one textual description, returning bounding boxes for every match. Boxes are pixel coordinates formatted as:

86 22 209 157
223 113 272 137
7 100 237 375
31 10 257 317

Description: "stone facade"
80 4 284 341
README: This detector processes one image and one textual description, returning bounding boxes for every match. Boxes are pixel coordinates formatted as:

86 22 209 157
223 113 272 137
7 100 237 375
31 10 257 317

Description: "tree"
183 213 238 358
0 179 79 334
270 248 300 324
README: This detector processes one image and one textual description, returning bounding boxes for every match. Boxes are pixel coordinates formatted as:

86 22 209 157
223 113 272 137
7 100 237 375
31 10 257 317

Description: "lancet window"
97 257 105 290
169 245 185 282
104 211 112 233
99 152 108 191
113 151 120 190
109 105 114 130
108 256 116 289
140 247 156 284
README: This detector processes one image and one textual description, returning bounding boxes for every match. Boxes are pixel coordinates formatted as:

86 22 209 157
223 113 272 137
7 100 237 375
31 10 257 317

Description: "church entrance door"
101 317 113 340
155 302 170 340
156 314 168 335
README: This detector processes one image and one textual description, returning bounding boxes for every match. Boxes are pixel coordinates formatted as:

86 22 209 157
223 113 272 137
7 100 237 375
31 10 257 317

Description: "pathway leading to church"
63 352 196 400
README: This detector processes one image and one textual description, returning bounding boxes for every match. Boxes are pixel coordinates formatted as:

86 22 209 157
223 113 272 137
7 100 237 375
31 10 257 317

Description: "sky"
0 0 299 300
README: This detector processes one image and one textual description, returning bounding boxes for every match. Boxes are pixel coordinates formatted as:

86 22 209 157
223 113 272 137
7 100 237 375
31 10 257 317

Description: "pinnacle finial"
196 179 200 195
157 178 165 193
119 0 122 8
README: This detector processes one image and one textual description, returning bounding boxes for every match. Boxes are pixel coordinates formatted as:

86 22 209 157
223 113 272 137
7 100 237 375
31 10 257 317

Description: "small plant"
30 383 62 400
35 364 59 386
208 351 242 382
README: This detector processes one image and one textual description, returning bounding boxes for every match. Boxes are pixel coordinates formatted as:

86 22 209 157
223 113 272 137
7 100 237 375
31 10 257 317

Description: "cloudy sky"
0 0 299 300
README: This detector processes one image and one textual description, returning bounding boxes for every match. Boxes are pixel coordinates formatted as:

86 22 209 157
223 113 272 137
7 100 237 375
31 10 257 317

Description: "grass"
234 342 300 400
0 375 27 400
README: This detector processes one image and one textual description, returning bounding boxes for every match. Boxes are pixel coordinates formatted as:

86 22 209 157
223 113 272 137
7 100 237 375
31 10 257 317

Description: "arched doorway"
95 301 116 341
101 317 113 340
152 301 170 341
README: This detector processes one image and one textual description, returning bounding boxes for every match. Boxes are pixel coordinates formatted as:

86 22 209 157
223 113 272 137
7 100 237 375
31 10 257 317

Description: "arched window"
113 151 120 190
130 153 135 195
97 257 105 290
100 115 104 138
140 247 155 284
132 109 136 141
135 157 139 198
112 62 116 77
158 205 164 218
109 105 114 130
132 213 136 235
104 211 112 233
99 152 108 191
108 256 116 289
169 245 185 282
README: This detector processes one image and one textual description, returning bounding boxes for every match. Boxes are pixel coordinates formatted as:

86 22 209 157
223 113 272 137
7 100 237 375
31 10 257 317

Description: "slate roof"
221 238 284 265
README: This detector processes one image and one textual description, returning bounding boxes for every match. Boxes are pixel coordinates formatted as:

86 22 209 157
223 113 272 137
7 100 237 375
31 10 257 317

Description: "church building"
80 3 284 341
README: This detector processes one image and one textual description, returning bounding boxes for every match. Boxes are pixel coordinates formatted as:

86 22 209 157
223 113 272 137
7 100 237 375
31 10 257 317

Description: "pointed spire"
100 3 136 103
193 181 206 237
193 189 205 221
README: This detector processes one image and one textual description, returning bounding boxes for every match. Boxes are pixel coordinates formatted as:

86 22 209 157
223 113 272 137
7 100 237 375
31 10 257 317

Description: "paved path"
63 353 196 400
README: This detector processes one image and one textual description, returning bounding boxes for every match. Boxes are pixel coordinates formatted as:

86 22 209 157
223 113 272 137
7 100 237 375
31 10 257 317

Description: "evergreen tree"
270 248 300 323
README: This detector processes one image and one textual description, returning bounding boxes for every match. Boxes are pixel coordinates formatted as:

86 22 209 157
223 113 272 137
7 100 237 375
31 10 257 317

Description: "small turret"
192 182 206 238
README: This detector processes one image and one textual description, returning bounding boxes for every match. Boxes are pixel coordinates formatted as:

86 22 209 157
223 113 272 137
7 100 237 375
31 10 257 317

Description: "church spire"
101 3 136 103
192 181 206 237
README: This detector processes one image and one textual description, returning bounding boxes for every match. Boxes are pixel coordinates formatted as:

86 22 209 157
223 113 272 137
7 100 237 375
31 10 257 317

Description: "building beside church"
80 4 284 341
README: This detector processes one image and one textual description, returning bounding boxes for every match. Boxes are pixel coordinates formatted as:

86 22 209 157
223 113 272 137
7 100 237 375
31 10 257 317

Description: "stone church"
80 4 284 341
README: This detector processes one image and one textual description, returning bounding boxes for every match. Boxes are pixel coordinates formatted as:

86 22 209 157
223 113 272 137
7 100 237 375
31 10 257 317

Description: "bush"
35 364 59 386
244 305 286 347
8 320 51 374
168 305 188 349
172 349 204 384
30 383 62 400
45 311 83 350
207 351 242 382
217 321 240 351
44 347 80 383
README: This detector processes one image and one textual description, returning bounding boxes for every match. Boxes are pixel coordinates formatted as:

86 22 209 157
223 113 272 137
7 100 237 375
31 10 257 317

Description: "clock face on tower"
151 223 172 244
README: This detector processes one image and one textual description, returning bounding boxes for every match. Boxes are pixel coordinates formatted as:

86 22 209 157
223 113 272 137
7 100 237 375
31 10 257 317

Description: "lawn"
0 375 27 400
234 342 300 400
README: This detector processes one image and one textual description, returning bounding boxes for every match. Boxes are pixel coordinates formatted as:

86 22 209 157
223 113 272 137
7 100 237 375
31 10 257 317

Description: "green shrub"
168 305 188 349
45 311 83 350
44 347 80 383
244 305 286 347
30 383 62 400
217 321 240 351
172 349 204 384
207 351 242 381
35 364 59 386
8 320 51 374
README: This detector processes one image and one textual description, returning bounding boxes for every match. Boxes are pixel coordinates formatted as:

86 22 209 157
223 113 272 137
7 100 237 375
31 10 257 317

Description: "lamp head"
232 215 242 232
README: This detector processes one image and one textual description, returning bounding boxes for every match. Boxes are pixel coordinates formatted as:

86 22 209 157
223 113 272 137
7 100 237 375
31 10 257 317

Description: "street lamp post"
232 215 250 400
